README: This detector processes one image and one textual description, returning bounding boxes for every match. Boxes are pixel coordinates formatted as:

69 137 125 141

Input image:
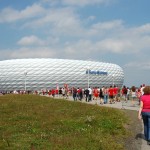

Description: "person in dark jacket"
85 88 89 102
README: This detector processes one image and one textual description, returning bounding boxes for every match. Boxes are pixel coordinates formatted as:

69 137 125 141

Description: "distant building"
0 58 124 91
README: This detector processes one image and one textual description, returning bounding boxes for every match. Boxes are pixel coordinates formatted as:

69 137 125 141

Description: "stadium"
0 58 124 91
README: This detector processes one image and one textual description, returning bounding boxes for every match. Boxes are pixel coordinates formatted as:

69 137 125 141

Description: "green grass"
0 94 130 150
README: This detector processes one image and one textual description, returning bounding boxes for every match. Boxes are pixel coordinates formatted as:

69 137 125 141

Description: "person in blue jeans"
103 87 108 104
138 86 150 145
72 87 77 101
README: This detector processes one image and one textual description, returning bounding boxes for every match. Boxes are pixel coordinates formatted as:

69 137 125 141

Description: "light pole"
87 66 90 88
24 71 27 92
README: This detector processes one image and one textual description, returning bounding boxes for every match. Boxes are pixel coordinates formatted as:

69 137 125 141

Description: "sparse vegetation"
0 94 131 150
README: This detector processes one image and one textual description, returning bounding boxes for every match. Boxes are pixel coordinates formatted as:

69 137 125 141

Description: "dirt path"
123 109 150 150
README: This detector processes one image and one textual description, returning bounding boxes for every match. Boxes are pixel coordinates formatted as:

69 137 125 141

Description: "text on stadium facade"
86 70 108 75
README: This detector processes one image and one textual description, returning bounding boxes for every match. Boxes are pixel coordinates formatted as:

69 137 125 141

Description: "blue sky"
0 0 150 87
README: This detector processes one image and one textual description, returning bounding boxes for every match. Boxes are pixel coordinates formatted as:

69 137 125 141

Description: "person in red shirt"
93 87 99 104
108 85 114 104
138 86 150 145
51 89 55 98
122 85 128 102
77 88 80 100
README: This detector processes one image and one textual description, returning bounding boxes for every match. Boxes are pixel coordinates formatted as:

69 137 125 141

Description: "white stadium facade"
0 58 124 91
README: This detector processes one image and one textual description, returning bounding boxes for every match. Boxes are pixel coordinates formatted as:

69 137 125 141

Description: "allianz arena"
0 58 124 91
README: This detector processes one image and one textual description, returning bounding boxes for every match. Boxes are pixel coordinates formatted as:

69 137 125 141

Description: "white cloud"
62 0 112 6
125 62 150 70
86 21 150 54
23 7 83 36
17 35 45 46
64 40 93 55
12 14 150 57
11 47 58 58
40 0 115 6
95 39 133 53
133 23 150 34
0 3 45 23
87 20 124 37
0 47 58 60
63 38 136 56
17 35 60 46
91 20 123 31
17 19 150 57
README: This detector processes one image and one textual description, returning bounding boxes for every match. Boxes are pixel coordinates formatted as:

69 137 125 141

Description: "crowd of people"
72 84 145 106
1 84 146 107
38 84 146 106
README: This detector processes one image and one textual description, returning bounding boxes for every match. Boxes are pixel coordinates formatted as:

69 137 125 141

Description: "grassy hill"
0 94 132 150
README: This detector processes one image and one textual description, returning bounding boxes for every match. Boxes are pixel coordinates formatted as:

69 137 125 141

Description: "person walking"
62 88 65 99
88 87 92 101
108 85 114 104
131 86 136 106
127 87 130 101
103 87 109 104
85 88 89 102
113 85 118 102
99 88 104 104
51 89 55 98
137 88 142 105
138 86 150 145
93 87 99 104
79 88 83 101
72 87 77 101
122 85 128 102
77 88 80 100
